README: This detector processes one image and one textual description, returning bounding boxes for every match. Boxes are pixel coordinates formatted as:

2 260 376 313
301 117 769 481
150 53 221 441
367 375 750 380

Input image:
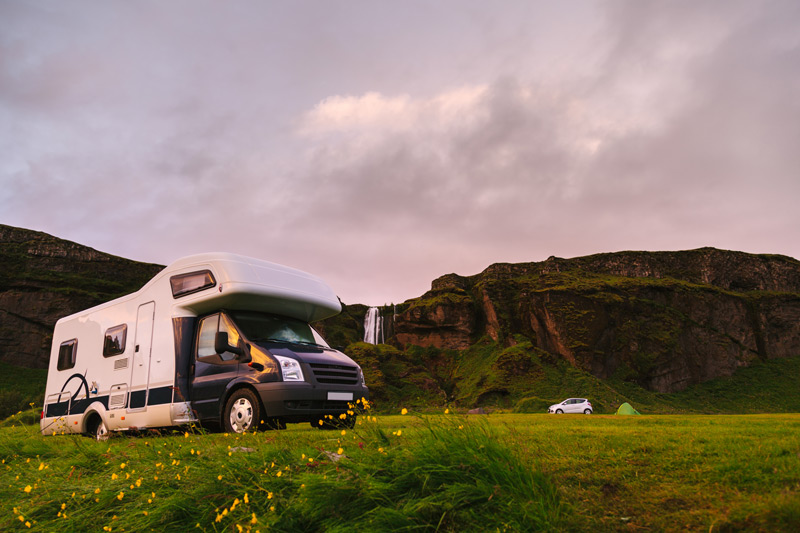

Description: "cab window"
196 313 241 363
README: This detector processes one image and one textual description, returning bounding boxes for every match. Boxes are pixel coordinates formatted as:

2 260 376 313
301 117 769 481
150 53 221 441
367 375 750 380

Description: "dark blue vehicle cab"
189 310 368 432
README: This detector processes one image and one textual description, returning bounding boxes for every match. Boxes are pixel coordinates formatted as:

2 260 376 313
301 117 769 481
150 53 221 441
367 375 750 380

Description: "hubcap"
229 398 253 433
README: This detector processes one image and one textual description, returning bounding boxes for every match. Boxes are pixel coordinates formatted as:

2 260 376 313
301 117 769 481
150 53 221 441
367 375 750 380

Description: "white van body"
40 253 367 437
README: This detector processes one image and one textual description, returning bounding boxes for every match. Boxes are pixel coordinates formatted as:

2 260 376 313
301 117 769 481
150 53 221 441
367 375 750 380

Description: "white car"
548 398 593 414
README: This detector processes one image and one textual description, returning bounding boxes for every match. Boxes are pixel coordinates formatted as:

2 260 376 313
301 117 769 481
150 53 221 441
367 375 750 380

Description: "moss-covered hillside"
0 224 164 367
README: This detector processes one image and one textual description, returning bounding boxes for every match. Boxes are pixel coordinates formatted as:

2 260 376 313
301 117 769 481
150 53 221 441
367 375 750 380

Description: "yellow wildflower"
117 492 124 501
23 485 32 493
276 471 282 477
337 447 343 455
251 513 258 524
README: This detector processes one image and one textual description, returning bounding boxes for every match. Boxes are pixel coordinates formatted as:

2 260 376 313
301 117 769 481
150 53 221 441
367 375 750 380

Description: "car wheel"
584 409 592 414
95 419 109 441
223 389 260 434
556 409 563 414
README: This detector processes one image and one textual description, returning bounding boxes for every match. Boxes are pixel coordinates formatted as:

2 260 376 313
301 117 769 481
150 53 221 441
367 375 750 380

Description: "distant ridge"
2 223 799 412
0 224 164 368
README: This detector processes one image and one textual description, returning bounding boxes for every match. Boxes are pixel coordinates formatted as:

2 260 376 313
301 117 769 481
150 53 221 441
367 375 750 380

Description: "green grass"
1 413 798 531
0 363 46 420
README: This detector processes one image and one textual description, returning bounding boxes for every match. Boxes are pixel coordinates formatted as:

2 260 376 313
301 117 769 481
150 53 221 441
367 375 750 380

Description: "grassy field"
1 411 798 531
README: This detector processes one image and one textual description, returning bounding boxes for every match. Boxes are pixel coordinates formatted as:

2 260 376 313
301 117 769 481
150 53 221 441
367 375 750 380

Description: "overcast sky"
2 1 798 305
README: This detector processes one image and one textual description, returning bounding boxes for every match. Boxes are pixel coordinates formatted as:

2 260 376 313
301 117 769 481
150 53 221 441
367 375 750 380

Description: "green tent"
615 402 641 415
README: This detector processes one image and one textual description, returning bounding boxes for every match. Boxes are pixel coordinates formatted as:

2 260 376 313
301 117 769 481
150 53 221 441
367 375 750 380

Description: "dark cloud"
1 1 798 305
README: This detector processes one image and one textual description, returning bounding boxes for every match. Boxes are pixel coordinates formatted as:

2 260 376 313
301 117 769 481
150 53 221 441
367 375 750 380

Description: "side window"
57 339 78 371
218 314 240 362
103 324 127 357
197 314 220 359
196 313 241 363
170 270 216 299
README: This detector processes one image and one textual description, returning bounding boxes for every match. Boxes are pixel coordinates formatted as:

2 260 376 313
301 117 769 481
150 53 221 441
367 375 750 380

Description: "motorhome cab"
40 253 368 439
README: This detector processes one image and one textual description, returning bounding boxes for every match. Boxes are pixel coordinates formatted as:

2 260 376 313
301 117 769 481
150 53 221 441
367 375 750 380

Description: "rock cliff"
390 248 800 393
0 225 163 368
3 223 798 399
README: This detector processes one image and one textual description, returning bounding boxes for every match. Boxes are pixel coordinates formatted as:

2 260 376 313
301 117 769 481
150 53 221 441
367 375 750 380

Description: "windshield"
229 311 330 348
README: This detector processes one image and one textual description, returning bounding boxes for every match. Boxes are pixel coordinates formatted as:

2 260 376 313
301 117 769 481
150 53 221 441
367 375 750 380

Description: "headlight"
275 355 304 382
358 367 366 386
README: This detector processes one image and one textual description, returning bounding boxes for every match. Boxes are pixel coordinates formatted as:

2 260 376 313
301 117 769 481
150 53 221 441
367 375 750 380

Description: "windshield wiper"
294 340 326 348
255 338 324 348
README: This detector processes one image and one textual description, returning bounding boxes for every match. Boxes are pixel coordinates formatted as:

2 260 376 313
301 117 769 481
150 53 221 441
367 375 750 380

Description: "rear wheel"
584 409 592 414
223 389 261 434
86 414 109 441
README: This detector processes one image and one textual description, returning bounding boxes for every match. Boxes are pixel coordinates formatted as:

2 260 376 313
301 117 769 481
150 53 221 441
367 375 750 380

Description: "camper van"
40 253 368 439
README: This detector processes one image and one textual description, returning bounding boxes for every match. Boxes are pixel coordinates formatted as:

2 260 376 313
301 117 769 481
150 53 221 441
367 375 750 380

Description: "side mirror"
215 332 243 356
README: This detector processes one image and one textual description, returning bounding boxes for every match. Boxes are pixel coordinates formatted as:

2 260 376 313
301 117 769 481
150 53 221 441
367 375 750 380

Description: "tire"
223 389 261 434
584 409 592 415
87 414 109 441
555 409 563 414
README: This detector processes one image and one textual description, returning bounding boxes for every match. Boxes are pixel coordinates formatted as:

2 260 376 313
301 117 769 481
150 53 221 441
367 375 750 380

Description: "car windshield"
229 311 329 348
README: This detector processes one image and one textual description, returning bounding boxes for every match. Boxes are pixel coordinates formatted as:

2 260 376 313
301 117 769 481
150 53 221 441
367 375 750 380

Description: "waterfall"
363 307 384 344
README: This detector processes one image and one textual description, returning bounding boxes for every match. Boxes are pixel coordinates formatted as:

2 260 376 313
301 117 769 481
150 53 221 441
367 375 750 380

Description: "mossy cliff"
380 248 800 394
3 224 798 412
0 225 163 368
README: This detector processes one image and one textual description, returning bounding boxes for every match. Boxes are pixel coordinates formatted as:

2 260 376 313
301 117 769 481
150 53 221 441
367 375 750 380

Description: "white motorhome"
40 253 368 439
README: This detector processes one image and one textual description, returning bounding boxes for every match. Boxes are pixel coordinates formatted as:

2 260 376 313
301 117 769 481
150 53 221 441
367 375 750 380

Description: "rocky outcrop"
4 223 799 396
0 225 163 368
391 248 800 393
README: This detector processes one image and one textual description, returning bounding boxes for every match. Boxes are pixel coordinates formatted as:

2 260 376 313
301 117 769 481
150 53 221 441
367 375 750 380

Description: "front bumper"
254 381 369 423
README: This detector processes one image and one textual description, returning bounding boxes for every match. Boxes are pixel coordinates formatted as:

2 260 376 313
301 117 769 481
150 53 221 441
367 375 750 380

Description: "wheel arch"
220 381 265 425
82 403 108 434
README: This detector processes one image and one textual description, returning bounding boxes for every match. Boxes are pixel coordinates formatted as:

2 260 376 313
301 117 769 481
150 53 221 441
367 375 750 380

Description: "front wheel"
584 409 592 414
223 389 261 434
555 409 563 414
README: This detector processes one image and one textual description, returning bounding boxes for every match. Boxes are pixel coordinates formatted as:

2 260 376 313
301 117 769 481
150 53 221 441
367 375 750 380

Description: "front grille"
308 363 359 385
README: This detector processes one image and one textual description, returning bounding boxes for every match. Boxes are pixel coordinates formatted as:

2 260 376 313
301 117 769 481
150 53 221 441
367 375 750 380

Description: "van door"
191 313 243 421
129 301 155 411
